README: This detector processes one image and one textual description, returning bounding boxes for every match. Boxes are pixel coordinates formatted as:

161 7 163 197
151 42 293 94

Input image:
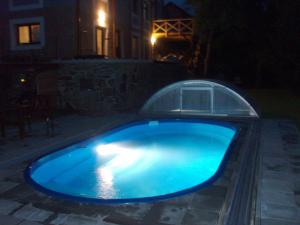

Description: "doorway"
96 27 106 56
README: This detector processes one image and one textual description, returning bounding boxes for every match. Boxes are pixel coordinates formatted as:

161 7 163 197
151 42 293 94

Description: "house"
151 2 194 62
0 0 164 61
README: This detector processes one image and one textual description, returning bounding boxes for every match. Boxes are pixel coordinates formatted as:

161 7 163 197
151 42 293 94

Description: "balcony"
152 18 194 39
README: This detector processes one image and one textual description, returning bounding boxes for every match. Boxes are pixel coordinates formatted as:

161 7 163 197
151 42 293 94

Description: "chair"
0 99 32 140
34 94 56 136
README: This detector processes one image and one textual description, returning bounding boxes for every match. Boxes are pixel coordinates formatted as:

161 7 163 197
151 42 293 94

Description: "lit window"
17 23 40 45
18 25 30 44
97 10 106 27
30 24 40 42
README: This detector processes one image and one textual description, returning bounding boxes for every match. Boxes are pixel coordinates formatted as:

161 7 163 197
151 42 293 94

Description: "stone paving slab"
13 204 54 222
256 120 300 225
189 195 224 213
104 212 143 225
261 178 294 193
0 169 17 180
114 204 153 221
195 186 227 199
50 213 112 225
0 199 22 215
162 194 194 206
0 214 22 225
19 221 43 225
0 181 19 194
260 190 297 207
261 202 300 220
158 205 187 225
262 170 294 182
181 208 219 225
296 195 300 207
260 218 300 225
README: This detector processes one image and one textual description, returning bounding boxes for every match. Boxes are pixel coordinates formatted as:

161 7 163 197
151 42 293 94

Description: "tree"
188 0 259 77
187 0 299 88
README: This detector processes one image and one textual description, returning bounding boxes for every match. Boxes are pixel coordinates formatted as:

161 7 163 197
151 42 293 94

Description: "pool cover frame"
24 118 241 204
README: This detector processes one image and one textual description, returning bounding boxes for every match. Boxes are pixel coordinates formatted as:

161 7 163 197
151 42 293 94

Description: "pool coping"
222 120 260 225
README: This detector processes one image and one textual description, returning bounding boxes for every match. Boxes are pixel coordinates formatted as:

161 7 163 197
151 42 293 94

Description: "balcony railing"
152 18 194 38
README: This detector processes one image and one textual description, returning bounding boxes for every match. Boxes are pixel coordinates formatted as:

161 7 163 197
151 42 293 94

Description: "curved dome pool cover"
141 80 259 117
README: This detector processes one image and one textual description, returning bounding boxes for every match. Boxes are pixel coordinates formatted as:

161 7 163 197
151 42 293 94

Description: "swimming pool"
25 119 237 203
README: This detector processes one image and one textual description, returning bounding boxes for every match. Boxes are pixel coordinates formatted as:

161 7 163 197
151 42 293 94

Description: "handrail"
152 18 194 37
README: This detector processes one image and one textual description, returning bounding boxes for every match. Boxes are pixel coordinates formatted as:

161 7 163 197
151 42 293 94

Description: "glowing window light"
18 26 30 44
97 10 106 28
151 35 157 46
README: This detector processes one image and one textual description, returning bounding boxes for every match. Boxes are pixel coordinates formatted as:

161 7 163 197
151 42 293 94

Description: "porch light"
151 35 157 46
98 9 107 27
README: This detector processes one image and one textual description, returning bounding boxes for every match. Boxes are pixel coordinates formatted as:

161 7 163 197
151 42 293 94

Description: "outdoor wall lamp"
98 9 107 27
151 34 157 46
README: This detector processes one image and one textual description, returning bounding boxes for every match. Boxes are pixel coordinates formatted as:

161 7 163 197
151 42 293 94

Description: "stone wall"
51 60 188 114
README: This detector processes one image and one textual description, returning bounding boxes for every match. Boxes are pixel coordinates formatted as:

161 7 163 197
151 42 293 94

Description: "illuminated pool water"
26 120 237 203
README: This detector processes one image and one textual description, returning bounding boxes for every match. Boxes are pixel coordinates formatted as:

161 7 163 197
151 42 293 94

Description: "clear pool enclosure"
141 80 259 117
26 80 259 203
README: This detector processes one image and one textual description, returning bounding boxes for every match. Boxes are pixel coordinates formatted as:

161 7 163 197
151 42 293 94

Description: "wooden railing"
152 18 194 38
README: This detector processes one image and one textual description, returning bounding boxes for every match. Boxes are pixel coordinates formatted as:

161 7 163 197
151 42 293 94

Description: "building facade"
0 0 163 61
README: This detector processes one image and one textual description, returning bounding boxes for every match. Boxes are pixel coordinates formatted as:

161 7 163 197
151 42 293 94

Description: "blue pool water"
26 120 237 203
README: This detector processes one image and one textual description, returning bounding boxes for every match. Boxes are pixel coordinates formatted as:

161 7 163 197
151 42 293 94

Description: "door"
116 30 121 58
96 27 105 56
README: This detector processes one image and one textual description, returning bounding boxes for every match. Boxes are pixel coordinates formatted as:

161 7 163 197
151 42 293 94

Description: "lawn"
248 89 300 127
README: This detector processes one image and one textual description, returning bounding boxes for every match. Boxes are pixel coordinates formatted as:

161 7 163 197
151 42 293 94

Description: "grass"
247 89 300 127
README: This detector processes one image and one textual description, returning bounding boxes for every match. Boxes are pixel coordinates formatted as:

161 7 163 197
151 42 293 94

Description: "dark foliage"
188 0 299 89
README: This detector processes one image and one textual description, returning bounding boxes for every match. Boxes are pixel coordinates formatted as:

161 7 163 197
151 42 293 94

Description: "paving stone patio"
256 120 300 225
0 115 299 225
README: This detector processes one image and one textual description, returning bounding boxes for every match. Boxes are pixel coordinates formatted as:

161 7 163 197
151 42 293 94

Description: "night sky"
165 0 195 15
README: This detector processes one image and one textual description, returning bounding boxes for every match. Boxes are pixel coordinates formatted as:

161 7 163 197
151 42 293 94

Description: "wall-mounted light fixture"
151 34 157 46
98 9 107 27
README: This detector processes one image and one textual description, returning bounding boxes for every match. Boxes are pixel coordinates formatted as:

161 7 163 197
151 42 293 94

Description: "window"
10 17 45 51
96 27 106 55
9 0 43 11
17 24 41 45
